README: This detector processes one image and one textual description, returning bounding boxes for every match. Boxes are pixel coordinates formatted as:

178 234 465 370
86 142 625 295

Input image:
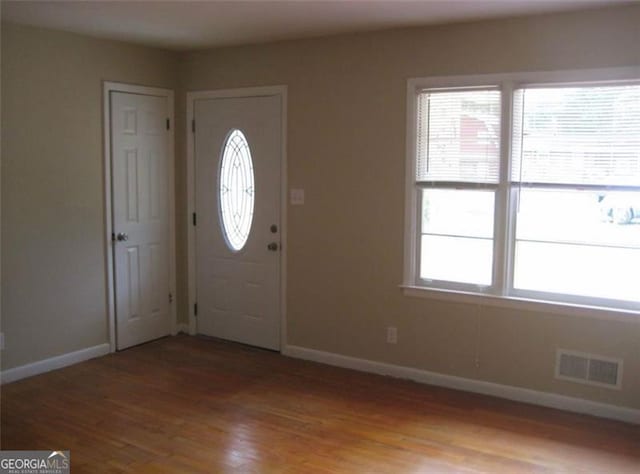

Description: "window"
219 129 255 251
405 69 640 312
416 89 500 289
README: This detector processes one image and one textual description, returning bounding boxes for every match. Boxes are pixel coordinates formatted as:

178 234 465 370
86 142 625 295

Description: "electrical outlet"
290 188 305 205
386 326 397 344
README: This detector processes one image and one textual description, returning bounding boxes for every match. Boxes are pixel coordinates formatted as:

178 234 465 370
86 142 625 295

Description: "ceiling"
1 0 629 51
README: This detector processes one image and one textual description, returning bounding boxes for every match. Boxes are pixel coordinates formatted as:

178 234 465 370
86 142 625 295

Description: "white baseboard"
1 343 110 384
283 344 640 425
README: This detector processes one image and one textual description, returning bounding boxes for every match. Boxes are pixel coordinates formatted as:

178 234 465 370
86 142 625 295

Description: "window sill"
400 285 640 323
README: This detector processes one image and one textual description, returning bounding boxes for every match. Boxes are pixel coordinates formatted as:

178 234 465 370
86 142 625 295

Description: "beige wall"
2 5 639 411
179 5 640 409
1 23 178 369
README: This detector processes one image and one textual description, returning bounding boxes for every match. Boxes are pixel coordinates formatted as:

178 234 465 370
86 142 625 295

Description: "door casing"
186 86 288 349
103 81 177 352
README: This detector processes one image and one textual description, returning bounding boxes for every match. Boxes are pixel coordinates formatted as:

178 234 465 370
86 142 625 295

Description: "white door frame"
186 86 288 349
103 81 177 352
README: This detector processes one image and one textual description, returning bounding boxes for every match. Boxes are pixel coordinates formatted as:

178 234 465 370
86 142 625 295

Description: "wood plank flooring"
2 335 639 473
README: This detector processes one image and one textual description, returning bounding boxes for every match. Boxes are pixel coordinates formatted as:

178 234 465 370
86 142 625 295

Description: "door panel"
111 92 172 350
195 95 281 350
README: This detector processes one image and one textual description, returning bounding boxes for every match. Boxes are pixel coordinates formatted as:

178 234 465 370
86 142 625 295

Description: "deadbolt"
270 224 278 233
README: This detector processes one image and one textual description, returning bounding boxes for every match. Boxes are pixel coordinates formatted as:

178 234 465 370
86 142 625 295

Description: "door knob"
267 242 278 251
116 232 129 242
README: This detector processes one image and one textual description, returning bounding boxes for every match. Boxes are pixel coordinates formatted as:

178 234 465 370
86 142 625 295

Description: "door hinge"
194 303 198 316
192 212 197 226
111 232 116 242
192 119 195 133
166 118 170 130
169 292 173 303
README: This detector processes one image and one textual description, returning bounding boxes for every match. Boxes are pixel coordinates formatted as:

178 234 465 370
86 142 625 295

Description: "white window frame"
403 67 640 319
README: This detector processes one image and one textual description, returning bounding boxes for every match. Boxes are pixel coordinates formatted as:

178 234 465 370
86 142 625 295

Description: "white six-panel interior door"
110 91 173 350
194 94 282 350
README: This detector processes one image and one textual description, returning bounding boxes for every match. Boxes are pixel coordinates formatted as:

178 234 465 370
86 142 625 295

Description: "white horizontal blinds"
511 84 640 186
511 89 525 183
416 88 501 183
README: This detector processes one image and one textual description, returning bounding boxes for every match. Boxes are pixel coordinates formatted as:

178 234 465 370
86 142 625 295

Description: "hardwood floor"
2 335 639 473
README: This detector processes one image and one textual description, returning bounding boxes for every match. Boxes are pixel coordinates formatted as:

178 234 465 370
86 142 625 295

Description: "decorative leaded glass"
219 129 254 251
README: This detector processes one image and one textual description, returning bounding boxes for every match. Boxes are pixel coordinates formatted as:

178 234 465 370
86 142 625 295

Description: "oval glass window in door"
219 129 255 251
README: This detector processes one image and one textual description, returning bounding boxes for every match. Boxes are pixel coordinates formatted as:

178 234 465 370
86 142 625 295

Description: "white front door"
111 92 172 350
194 95 281 350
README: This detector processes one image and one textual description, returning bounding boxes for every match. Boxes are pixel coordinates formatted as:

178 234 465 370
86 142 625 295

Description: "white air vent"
555 350 622 389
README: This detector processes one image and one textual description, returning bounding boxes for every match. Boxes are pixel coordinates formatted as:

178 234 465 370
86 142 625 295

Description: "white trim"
186 92 197 336
402 80 419 285
407 67 640 92
103 82 177 351
279 91 289 349
1 343 110 384
186 86 288 346
401 285 640 323
283 344 640 425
